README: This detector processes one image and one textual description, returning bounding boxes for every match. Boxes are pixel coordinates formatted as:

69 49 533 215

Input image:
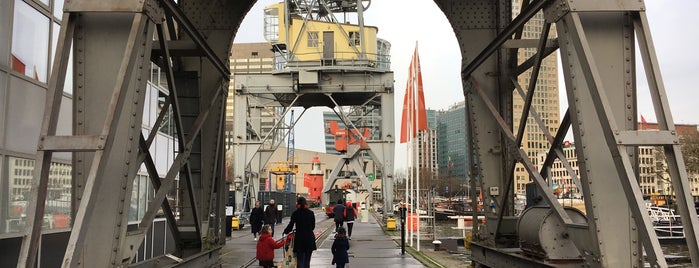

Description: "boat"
434 207 467 221
646 202 686 243
433 198 472 221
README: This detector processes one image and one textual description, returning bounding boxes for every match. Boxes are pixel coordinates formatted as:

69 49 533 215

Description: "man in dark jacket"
332 199 345 233
283 197 316 268
264 199 278 237
250 201 264 240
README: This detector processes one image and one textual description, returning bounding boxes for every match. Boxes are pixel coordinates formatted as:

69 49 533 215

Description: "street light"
234 176 242 190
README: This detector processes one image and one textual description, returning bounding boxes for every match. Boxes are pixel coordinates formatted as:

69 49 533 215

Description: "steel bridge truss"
11 0 699 267
438 0 699 267
17 0 239 267
231 72 395 225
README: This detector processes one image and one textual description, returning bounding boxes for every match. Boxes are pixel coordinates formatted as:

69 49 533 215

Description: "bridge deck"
219 209 425 267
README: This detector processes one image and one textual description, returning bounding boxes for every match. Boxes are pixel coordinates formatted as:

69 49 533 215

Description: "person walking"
250 201 264 240
332 199 345 233
343 201 358 240
264 199 278 237
331 226 350 268
256 225 286 268
283 197 316 268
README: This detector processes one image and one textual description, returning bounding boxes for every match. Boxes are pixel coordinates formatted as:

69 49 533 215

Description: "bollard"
386 217 396 231
432 240 442 251
231 217 240 230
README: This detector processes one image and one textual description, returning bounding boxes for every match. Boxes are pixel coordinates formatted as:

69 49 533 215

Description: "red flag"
400 45 428 143
641 115 647 125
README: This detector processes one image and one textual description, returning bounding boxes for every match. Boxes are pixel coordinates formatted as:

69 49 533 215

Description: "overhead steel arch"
11 0 698 267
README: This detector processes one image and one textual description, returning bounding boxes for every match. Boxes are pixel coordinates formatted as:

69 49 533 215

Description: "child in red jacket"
256 225 286 267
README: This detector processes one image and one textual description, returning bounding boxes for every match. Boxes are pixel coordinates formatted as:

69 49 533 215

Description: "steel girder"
16 0 246 266
435 0 514 244
555 5 699 266
232 71 395 223
19 10 158 268
13 0 697 267
436 0 699 267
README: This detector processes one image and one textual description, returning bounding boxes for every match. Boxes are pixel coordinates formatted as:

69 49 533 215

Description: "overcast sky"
233 0 699 169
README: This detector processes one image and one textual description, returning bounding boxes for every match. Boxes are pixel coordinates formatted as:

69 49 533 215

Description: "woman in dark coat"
250 201 264 240
283 196 316 268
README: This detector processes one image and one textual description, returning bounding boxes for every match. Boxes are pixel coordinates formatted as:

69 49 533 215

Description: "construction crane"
269 110 297 192
285 110 296 192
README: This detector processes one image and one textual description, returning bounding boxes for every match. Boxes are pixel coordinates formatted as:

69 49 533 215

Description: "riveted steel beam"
64 12 155 267
634 11 699 264
17 12 77 268
38 135 107 152
158 0 229 79
460 0 550 79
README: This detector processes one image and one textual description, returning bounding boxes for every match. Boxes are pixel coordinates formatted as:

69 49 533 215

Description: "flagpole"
407 124 412 247
413 45 421 252
407 71 414 247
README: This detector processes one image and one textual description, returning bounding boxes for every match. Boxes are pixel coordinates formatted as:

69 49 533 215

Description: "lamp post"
234 176 243 214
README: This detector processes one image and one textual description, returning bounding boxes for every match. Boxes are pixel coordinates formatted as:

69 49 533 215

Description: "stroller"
278 231 296 268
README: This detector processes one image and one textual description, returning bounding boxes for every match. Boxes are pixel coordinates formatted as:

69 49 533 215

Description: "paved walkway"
219 209 424 267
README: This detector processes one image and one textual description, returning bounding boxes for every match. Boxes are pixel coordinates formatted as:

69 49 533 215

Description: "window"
51 21 74 94
4 156 72 234
157 91 175 137
349 31 360 46
307 32 319 47
263 8 279 43
53 0 65 19
129 175 154 222
11 0 50 83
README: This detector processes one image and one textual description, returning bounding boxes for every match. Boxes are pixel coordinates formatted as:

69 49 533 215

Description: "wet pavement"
219 208 424 267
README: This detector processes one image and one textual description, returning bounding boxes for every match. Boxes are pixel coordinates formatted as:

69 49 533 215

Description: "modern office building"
437 101 468 180
417 109 439 180
512 0 561 194
226 43 278 150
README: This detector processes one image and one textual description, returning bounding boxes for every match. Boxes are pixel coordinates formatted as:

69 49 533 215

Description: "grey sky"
233 0 699 169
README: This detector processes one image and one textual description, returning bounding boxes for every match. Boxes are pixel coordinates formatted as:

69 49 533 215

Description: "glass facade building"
437 102 468 180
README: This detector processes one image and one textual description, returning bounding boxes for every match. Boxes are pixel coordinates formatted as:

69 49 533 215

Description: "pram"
277 231 296 268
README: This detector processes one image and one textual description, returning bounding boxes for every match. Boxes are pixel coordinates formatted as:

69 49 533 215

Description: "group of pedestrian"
254 197 356 268
249 199 280 240
253 197 316 268
332 199 358 239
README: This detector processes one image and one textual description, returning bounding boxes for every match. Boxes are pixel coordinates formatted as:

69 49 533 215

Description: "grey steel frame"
11 0 698 267
435 0 699 267
17 0 235 267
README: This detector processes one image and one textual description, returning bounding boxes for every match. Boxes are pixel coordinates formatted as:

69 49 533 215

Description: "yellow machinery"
269 161 298 191
263 1 386 68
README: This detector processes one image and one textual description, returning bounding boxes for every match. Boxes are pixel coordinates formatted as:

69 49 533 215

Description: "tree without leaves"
681 133 699 174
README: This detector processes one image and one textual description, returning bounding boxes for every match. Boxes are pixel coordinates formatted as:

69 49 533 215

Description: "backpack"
344 205 355 221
